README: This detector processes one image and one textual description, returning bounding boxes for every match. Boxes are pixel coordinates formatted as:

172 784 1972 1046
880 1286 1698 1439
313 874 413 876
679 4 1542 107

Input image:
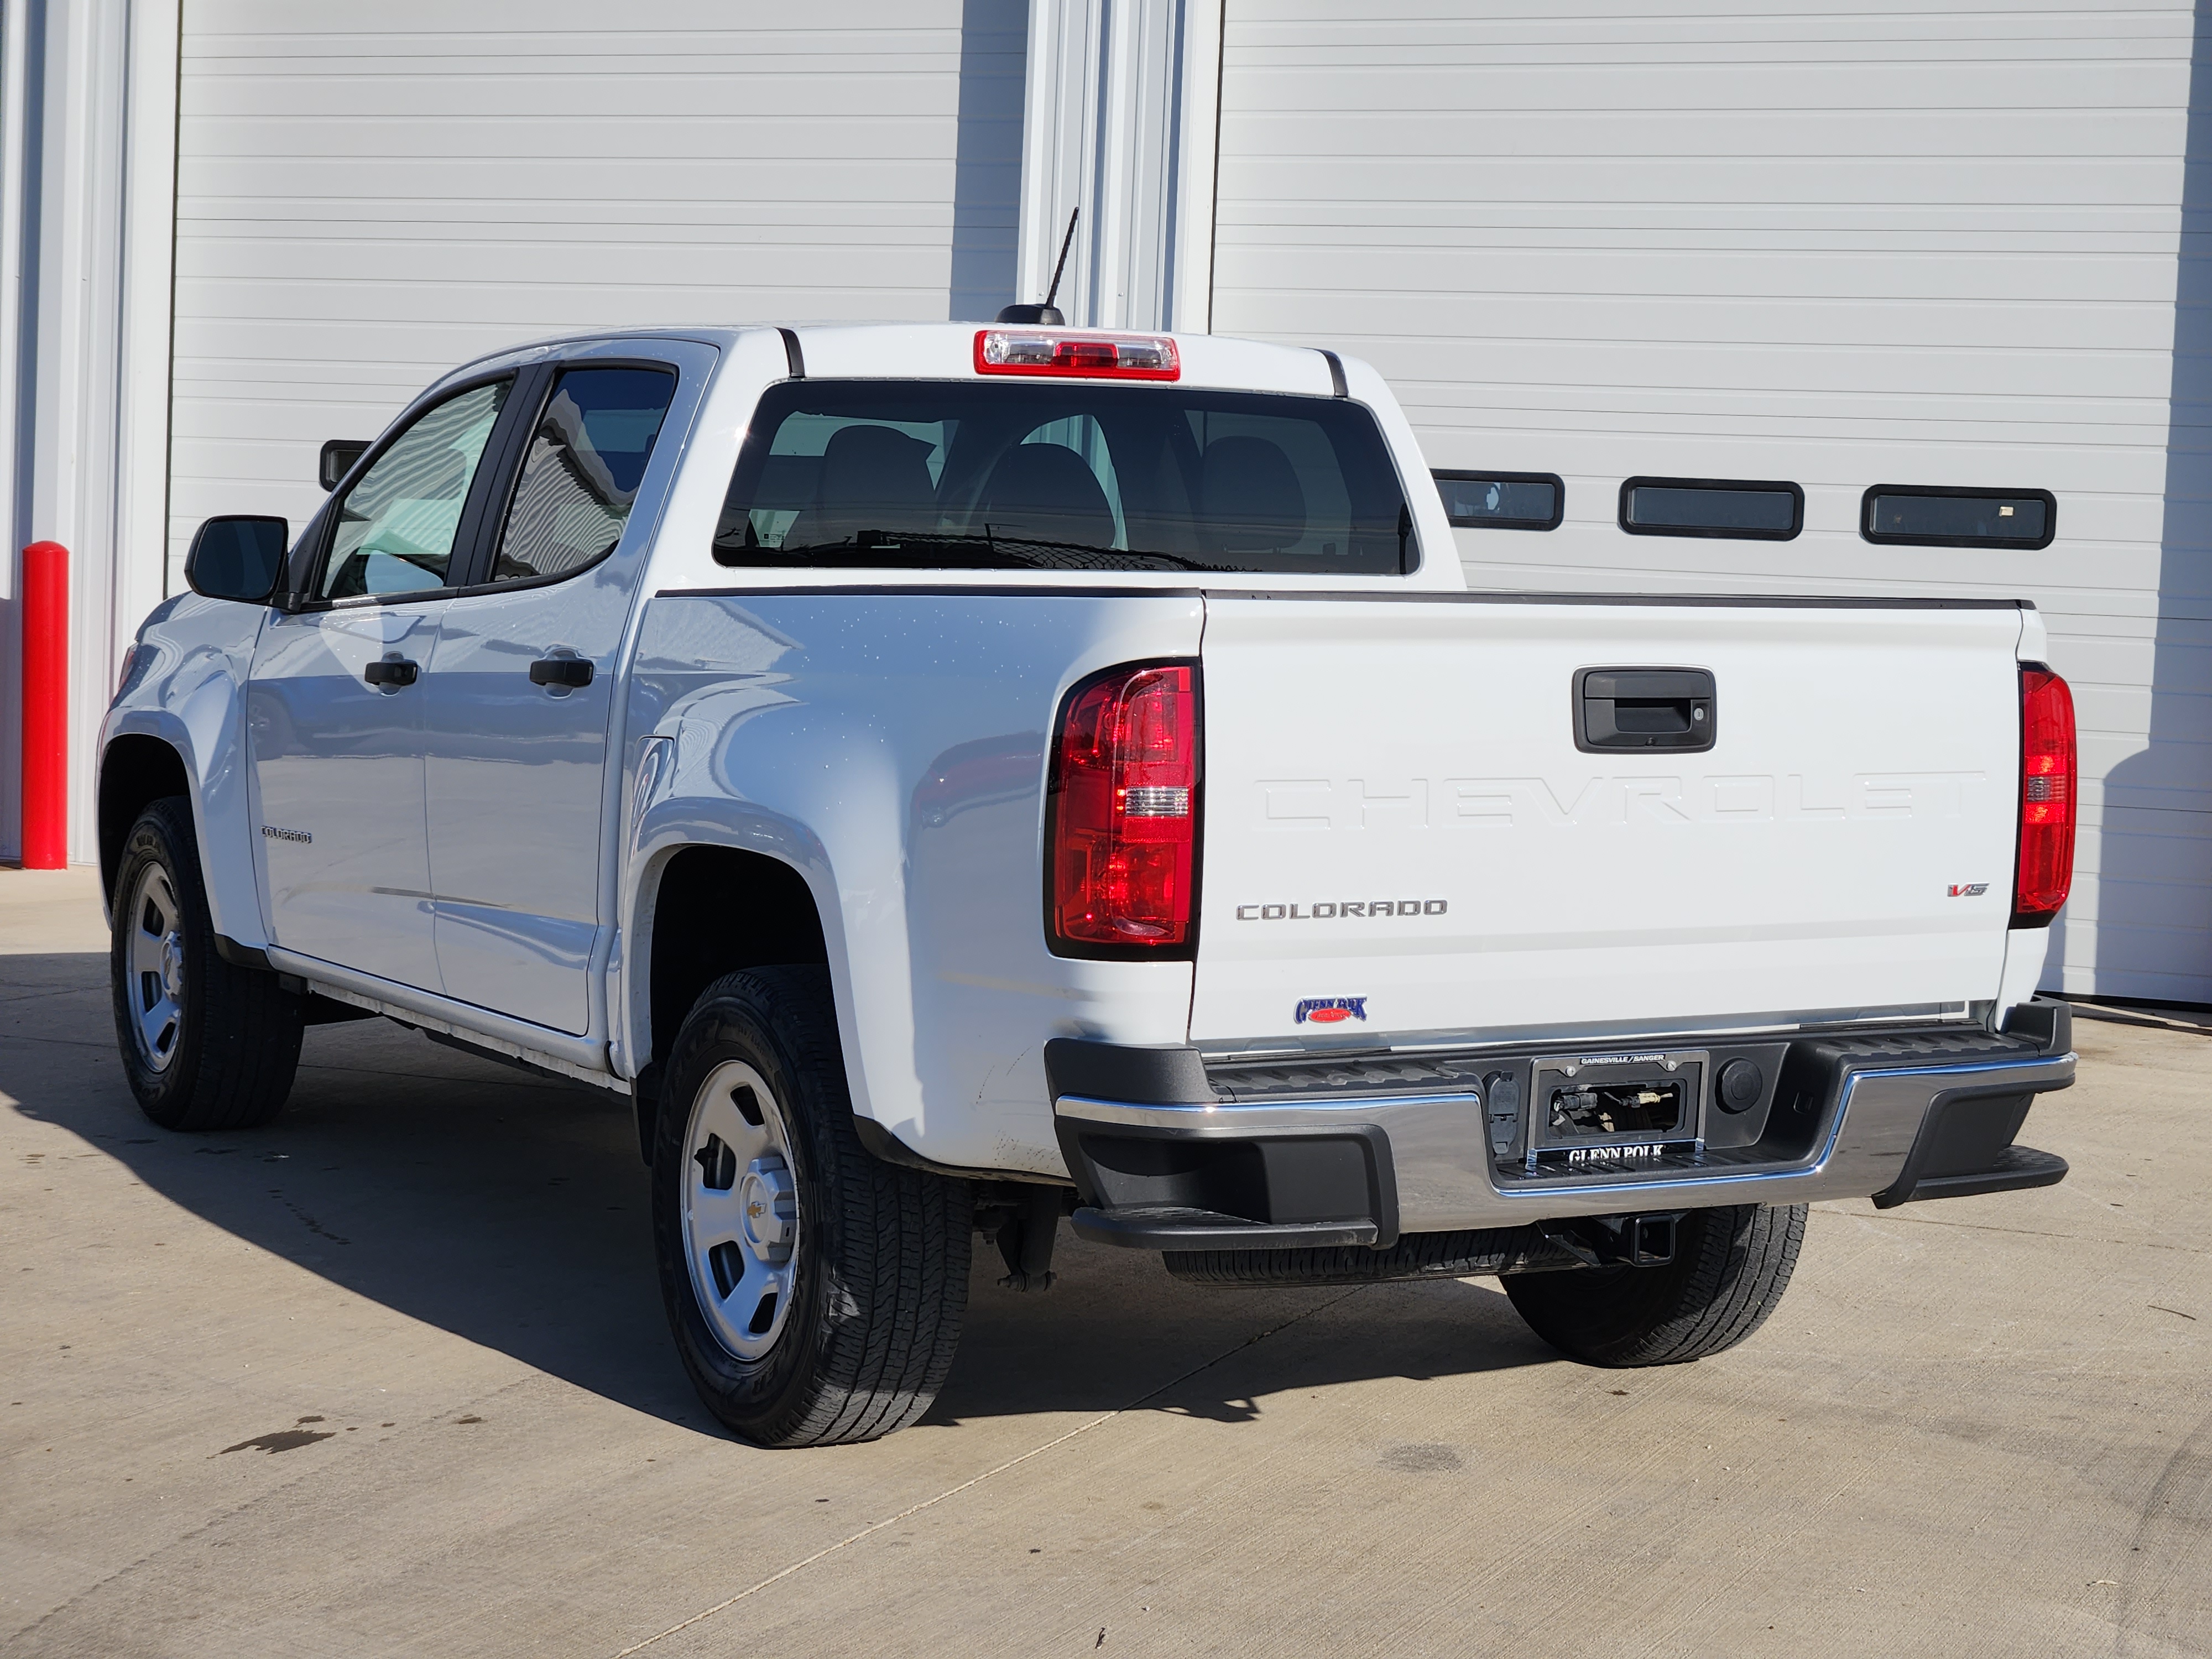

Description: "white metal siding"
1211 2 2206 1002
168 0 1026 583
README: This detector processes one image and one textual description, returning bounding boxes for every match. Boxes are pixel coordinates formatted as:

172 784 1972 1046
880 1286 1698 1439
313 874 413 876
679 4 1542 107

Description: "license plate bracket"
1525 1050 1706 1173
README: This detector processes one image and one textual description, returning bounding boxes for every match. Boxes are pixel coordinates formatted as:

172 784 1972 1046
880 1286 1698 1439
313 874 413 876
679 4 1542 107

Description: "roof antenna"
995 208 1077 325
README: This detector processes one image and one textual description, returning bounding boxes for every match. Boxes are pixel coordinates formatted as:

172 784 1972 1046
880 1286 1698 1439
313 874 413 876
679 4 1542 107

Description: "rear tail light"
1047 662 1199 954
975 329 1180 380
2013 664 2076 926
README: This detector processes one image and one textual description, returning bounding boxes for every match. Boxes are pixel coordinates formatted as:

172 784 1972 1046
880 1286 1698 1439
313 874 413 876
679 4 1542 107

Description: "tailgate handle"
1574 666 1716 753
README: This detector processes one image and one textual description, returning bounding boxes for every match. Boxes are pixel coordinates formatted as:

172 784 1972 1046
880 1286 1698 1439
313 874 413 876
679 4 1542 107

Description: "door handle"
363 656 419 690
1573 666 1715 753
529 657 594 689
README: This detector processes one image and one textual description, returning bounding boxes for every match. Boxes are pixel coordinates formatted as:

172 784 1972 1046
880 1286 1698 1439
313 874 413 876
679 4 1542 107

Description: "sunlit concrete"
2 865 2205 1657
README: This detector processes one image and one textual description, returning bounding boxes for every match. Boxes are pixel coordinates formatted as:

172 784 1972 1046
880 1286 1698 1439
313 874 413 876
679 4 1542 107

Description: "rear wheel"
1504 1203 1806 1366
109 796 302 1130
651 966 971 1447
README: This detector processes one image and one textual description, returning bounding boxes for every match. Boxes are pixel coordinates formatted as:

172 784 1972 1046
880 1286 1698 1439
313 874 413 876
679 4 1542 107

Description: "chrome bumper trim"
1055 1051 2076 1229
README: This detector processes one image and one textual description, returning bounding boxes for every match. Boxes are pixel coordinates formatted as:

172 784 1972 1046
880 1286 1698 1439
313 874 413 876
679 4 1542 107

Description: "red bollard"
20 540 68 869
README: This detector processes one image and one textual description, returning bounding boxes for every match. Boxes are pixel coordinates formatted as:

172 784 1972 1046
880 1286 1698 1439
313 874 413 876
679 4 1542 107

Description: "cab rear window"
714 380 1416 575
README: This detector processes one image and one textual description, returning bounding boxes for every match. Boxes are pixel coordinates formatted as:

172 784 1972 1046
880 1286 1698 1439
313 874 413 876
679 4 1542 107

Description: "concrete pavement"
2 864 2206 1657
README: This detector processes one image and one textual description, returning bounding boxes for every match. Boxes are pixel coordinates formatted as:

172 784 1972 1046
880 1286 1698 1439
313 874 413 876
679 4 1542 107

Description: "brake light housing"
1046 661 1200 956
975 329 1180 380
2012 664 2076 927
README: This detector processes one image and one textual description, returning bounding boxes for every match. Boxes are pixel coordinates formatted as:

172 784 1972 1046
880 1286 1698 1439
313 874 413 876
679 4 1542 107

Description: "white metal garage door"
1210 2 2206 1003
167 0 1026 581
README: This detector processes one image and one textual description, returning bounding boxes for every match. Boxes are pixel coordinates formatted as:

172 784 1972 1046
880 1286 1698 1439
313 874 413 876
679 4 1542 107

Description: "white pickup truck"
101 320 2079 1447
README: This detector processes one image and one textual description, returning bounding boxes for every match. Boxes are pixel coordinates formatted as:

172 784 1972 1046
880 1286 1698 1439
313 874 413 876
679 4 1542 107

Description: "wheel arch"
620 833 844 1166
99 732 191 904
637 841 831 1084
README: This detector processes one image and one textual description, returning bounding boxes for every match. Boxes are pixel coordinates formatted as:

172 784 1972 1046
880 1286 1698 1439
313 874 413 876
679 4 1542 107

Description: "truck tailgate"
1191 596 2025 1045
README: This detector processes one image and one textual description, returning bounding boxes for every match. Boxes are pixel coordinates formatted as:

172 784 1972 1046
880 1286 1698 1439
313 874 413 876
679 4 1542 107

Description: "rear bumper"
1048 1009 2076 1251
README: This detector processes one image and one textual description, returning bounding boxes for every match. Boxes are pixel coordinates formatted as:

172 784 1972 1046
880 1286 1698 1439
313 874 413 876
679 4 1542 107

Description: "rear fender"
619 590 1206 1176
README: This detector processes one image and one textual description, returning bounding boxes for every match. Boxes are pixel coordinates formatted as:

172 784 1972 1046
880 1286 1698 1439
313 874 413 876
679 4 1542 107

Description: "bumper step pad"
1875 1144 2069 1208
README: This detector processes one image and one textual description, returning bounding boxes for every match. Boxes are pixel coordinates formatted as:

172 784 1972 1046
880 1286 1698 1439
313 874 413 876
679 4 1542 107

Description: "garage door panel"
1209 300 2178 376
189 122 959 168
176 220 957 278
1213 247 2181 309
2060 874 2212 938
2075 819 2212 888
193 2 937 45
1211 325 2174 407
1218 152 2182 207
2044 633 2187 693
188 67 952 120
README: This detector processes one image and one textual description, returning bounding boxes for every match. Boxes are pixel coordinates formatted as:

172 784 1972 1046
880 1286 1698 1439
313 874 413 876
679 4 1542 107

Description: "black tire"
109 796 302 1131
651 966 971 1448
1503 1203 1806 1367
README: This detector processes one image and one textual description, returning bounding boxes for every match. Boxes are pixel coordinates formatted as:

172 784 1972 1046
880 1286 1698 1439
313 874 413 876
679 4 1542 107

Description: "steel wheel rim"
681 1058 801 1361
126 863 186 1073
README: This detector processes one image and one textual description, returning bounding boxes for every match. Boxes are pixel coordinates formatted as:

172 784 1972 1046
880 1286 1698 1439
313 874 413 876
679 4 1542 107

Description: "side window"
1619 476 1803 541
1434 470 1563 531
489 366 677 583
1861 486 2054 549
321 380 510 601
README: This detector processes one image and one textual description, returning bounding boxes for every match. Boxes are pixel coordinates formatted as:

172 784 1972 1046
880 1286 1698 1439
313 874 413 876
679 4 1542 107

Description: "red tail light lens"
975 329 1180 380
1047 662 1199 954
2013 665 2076 926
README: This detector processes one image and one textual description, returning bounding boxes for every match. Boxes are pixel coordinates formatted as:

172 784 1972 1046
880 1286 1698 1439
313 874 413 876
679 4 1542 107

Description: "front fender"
100 594 269 948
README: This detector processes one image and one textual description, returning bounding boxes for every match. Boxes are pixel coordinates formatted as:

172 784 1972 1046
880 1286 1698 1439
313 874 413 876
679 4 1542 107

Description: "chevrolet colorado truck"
101 320 2079 1447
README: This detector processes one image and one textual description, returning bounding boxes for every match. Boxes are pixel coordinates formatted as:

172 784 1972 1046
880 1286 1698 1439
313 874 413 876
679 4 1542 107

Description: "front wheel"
1504 1203 1806 1366
651 967 971 1447
110 796 302 1131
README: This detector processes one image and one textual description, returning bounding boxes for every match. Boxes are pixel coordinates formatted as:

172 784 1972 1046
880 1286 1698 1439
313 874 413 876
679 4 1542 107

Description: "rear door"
419 351 690 1035
1190 596 2026 1045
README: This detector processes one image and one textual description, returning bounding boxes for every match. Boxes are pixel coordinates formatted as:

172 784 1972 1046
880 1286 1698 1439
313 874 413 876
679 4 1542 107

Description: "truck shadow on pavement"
2 950 1552 1441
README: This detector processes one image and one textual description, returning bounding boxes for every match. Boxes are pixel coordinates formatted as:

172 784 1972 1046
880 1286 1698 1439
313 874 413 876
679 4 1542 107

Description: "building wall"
168 0 1029 589
1211 1 2209 1001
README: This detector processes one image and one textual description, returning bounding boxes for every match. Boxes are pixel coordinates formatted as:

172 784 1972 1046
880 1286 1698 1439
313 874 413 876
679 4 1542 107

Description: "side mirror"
185 515 289 604
319 439 371 491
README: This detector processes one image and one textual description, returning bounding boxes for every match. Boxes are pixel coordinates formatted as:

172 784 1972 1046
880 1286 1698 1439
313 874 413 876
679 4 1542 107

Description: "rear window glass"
1863 487 2054 549
714 380 1416 575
